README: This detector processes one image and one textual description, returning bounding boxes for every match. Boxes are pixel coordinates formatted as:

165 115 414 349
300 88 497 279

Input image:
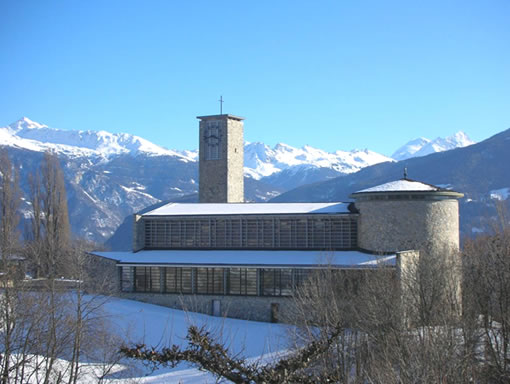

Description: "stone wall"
357 198 460 255
226 118 244 203
119 292 291 322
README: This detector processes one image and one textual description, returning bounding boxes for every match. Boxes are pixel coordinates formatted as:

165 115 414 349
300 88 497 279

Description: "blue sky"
1 0 509 156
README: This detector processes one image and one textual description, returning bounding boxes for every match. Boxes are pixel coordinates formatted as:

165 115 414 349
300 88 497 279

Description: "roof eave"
196 114 245 121
350 190 464 199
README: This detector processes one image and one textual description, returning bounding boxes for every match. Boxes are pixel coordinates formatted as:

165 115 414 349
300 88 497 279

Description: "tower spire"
219 95 224 115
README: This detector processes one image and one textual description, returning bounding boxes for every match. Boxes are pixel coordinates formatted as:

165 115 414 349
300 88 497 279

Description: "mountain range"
391 131 474 161
273 128 510 240
0 117 476 244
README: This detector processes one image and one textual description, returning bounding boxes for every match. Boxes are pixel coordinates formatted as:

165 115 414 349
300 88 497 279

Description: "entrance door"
271 303 279 323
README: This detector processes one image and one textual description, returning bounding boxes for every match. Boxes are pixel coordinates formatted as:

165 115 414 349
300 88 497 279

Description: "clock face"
204 121 221 160
205 131 219 145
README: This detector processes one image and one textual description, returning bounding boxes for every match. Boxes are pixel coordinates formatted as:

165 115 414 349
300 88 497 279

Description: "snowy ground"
98 296 292 383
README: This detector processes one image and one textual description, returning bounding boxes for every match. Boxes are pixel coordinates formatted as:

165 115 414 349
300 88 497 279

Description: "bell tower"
197 114 244 203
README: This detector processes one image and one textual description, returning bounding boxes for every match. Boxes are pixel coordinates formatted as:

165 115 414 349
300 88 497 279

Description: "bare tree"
357 252 471 384
0 150 22 384
284 268 372 383
64 240 124 384
27 151 71 279
4 151 126 383
0 150 21 264
23 152 71 383
463 226 510 382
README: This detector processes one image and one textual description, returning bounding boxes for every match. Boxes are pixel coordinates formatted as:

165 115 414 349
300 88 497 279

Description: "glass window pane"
121 267 134 292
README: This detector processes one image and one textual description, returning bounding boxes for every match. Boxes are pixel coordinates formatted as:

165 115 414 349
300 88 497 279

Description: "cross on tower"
219 96 224 115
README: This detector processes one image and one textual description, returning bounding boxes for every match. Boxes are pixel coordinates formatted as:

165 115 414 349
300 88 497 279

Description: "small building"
93 114 463 322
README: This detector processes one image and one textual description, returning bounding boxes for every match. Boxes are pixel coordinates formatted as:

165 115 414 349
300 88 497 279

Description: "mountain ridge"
0 117 479 244
271 127 510 238
392 131 474 161
3 117 194 160
3 117 475 178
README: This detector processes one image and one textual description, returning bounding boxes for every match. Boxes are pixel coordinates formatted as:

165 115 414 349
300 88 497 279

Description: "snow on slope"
8 296 291 384
2 117 194 160
102 296 290 383
392 131 474 161
244 141 393 180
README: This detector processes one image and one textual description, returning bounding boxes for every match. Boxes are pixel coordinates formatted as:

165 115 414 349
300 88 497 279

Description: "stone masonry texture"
356 198 460 255
199 115 244 203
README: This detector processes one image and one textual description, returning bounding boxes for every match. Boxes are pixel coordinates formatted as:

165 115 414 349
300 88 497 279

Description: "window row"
356 194 427 201
143 216 357 250
121 266 314 297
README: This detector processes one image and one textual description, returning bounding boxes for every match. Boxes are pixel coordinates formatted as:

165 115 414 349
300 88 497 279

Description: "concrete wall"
86 253 120 294
199 115 244 203
120 292 291 322
356 198 460 255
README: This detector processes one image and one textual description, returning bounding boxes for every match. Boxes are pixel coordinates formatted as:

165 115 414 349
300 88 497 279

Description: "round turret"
350 178 464 256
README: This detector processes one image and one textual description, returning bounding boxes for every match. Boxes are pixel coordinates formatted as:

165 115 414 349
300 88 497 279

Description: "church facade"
93 114 463 322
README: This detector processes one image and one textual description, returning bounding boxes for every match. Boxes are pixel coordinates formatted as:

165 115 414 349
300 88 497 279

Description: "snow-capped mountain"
392 131 474 161
273 127 510 241
2 117 393 179
244 142 393 180
391 137 431 161
0 117 479 245
2 117 195 161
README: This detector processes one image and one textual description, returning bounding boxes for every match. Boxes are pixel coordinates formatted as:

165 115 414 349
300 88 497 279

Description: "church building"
93 114 463 322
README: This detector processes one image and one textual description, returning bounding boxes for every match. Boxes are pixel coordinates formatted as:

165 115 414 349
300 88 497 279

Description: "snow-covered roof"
353 179 441 194
92 250 396 268
142 202 351 216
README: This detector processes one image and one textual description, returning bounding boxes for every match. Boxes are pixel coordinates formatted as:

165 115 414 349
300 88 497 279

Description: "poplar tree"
0 149 21 267
26 151 71 383
28 151 71 278
0 149 21 384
